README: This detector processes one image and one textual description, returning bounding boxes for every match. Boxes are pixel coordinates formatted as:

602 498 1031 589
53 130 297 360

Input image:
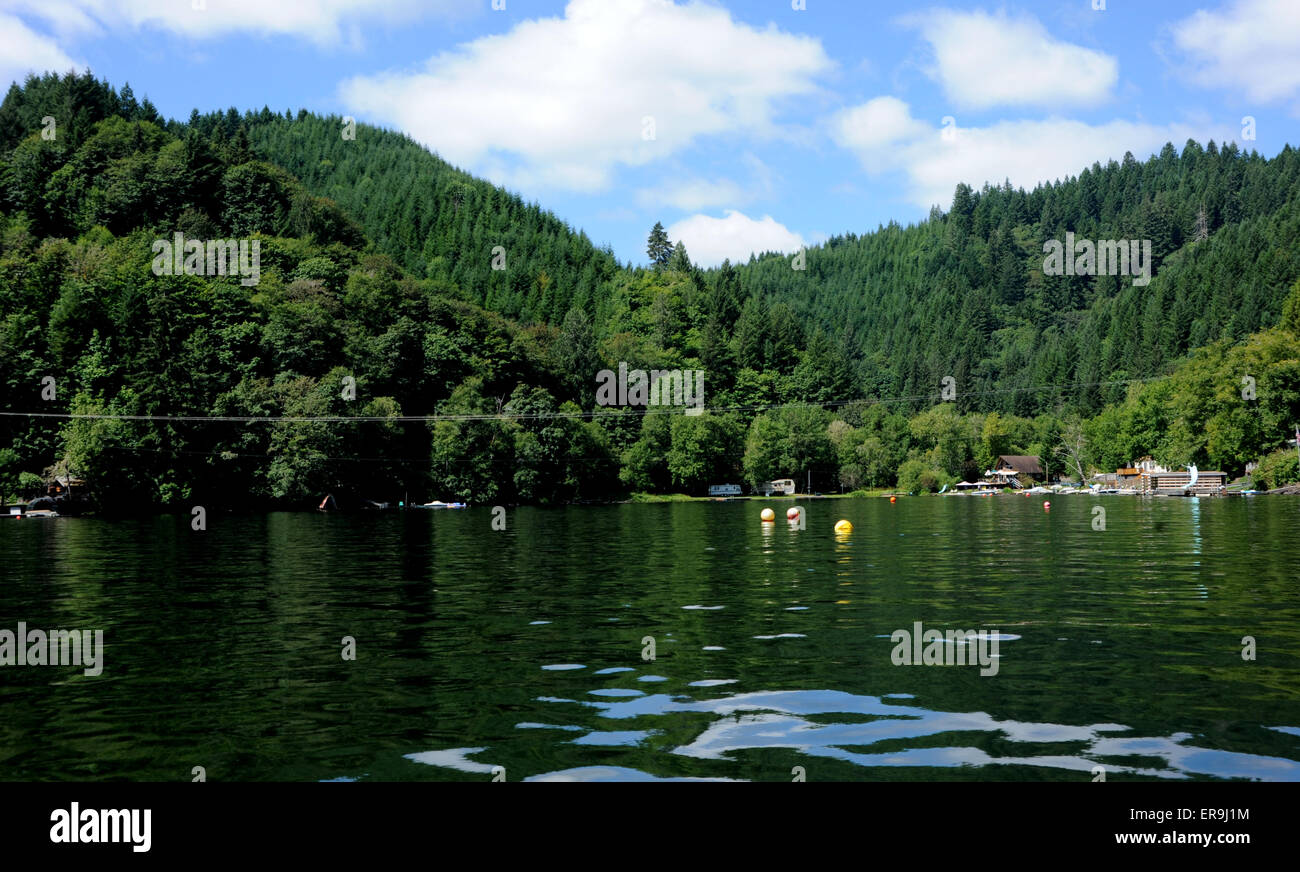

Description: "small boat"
414 500 467 509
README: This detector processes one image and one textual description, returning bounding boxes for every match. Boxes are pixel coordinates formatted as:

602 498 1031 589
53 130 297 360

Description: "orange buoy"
889 496 897 503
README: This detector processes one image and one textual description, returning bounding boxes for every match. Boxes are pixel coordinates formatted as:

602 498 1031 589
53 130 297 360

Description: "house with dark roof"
993 455 1046 486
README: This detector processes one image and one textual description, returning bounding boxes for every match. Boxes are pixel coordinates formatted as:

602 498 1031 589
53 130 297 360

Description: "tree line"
1 72 1298 510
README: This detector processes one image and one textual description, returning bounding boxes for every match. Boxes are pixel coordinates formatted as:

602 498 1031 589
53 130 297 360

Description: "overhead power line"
0 375 1170 425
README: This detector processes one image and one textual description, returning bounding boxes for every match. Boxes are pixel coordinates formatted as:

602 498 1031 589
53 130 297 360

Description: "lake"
2 496 1299 782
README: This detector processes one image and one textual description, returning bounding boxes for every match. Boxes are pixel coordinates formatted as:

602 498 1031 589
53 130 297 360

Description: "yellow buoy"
834 519 853 534
760 507 776 522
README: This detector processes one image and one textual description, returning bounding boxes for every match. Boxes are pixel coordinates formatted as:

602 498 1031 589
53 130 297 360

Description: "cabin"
707 484 742 497
992 456 1045 486
46 476 85 498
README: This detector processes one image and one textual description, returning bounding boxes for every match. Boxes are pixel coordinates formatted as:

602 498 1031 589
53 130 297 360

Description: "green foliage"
665 413 744 491
0 447 21 501
1081 326 1300 474
1253 447 1299 490
1282 277 1300 336
2 76 1300 510
830 407 912 489
667 240 691 273
908 403 970 477
237 109 620 324
742 405 835 490
896 459 954 494
725 142 1300 420
552 305 599 404
620 412 671 492
647 221 672 268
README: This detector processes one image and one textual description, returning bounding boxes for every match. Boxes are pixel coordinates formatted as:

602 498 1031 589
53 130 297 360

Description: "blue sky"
2 0 1299 267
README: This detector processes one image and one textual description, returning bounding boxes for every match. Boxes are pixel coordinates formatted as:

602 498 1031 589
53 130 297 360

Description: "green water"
2 496 1299 782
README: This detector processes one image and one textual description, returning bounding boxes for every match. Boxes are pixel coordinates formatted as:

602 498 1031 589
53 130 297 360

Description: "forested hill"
235 94 1300 421
731 144 1300 416
0 72 624 327
235 110 622 325
2 72 1299 509
0 73 622 508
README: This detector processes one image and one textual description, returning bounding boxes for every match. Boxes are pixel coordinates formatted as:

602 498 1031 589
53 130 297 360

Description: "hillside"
236 109 622 326
0 73 620 508
0 72 1298 508
734 145 1300 417
241 95 1300 422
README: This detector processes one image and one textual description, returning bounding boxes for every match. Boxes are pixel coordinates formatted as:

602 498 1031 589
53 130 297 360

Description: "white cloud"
338 0 831 192
667 210 804 267
0 2 100 39
0 13 83 87
637 177 749 211
832 96 930 172
0 0 461 47
834 97 1231 210
905 8 1118 110
1171 0 1300 103
636 154 773 210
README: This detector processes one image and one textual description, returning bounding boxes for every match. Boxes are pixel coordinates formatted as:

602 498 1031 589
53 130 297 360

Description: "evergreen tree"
553 306 599 405
118 83 140 120
139 97 161 125
668 240 691 273
647 221 672 268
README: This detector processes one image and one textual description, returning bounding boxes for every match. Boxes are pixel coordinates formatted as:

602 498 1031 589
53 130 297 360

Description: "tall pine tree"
647 221 672 269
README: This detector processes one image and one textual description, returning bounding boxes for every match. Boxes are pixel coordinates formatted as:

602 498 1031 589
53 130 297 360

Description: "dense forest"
239 98 1300 418
1 72 1298 510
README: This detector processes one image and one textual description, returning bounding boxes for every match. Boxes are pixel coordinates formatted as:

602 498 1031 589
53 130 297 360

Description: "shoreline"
1 486 1291 520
